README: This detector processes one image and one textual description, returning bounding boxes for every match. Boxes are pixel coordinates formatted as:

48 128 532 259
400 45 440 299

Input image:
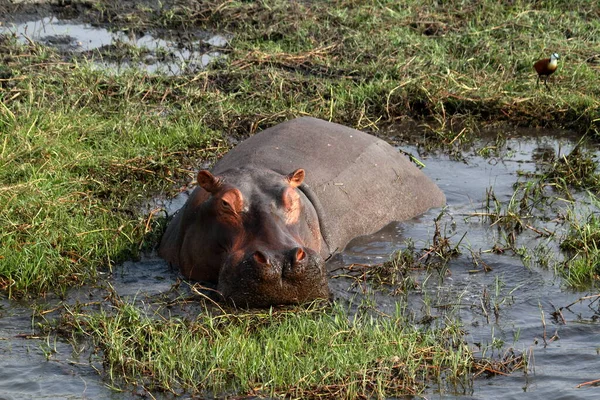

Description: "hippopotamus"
159 117 445 307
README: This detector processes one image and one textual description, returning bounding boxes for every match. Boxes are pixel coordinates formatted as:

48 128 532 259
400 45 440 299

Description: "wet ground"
1 129 599 399
0 7 229 75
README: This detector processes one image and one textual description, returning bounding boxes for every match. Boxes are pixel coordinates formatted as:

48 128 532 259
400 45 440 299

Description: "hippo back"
213 117 445 253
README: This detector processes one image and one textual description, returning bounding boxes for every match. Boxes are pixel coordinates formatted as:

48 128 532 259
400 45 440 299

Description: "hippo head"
181 167 330 308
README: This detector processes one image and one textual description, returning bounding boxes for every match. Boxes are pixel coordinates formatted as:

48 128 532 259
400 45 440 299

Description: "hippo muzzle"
218 246 329 308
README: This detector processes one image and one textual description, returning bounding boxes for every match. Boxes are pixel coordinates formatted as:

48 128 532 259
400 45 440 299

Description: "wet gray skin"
2 128 599 399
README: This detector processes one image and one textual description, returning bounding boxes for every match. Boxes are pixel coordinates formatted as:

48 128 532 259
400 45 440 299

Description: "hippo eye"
282 187 301 224
283 188 301 210
221 199 238 215
282 190 292 210
219 189 244 215
215 242 228 253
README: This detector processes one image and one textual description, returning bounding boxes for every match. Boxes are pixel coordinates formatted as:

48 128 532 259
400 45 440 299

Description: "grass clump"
560 201 600 287
541 146 600 193
64 299 523 397
478 182 552 240
335 210 462 294
336 244 422 295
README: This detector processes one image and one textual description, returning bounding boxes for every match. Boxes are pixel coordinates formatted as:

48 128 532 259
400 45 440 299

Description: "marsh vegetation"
1 0 599 397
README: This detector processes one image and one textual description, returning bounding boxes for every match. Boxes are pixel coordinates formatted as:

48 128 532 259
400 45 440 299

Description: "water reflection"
0 17 229 75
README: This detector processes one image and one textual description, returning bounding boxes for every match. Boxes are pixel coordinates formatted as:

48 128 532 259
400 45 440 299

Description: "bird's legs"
543 77 552 93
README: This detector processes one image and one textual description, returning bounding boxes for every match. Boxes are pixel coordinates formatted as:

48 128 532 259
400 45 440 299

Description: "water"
1 130 599 398
0 17 229 75
0 300 114 399
330 129 600 398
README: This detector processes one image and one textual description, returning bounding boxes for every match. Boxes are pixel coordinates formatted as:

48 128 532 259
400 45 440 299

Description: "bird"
533 53 560 90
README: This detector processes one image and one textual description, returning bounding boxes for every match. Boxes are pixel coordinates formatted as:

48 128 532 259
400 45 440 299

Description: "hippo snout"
217 246 329 308
251 247 309 280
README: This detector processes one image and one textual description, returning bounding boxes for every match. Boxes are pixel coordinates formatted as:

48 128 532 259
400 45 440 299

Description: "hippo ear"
197 170 221 193
286 169 305 188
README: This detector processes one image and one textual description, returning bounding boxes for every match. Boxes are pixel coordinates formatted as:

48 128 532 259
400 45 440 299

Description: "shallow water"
1 130 599 398
0 17 228 74
331 130 600 399
0 300 116 399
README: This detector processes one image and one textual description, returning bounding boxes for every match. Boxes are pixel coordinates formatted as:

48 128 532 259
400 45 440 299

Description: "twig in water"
562 293 600 311
576 378 600 388
539 302 548 347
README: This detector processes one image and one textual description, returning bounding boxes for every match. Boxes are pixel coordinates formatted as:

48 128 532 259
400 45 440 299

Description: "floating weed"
474 183 552 242
336 241 420 295
481 187 526 234
561 211 600 254
477 275 522 324
539 145 600 195
472 347 528 380
477 133 508 159
562 253 600 288
469 250 493 273
429 208 463 260
552 293 600 325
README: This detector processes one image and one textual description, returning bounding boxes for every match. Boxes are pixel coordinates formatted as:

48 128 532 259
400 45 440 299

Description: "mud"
0 2 229 75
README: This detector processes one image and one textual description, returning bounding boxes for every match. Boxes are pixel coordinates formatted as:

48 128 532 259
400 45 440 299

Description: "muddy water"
0 17 228 74
1 131 599 399
0 300 117 399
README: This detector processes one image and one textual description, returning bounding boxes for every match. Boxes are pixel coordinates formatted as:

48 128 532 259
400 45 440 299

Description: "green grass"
541 145 600 194
560 196 600 287
149 0 600 134
63 298 521 397
0 52 225 295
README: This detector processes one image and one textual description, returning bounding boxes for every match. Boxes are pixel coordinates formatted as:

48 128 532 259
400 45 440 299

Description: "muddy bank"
1 1 230 75
3 0 165 25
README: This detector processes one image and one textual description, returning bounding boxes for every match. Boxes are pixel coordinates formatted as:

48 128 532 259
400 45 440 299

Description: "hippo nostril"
253 250 269 265
282 247 307 278
295 247 306 262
